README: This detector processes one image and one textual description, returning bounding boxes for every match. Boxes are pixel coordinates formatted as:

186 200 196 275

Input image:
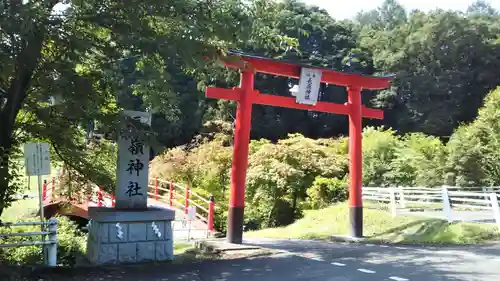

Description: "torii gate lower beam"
206 54 392 244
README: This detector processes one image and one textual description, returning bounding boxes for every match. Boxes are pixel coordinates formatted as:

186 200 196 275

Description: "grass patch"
1 166 61 222
245 203 500 245
1 199 39 222
174 242 194 255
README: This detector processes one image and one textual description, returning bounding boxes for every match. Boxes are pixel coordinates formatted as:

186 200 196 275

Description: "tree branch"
2 0 60 139
50 140 96 185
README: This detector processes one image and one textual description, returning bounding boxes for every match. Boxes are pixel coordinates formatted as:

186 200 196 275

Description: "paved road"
224 238 500 281
31 238 500 281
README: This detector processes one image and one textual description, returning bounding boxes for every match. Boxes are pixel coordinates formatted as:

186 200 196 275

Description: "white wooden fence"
362 186 500 232
0 218 58 266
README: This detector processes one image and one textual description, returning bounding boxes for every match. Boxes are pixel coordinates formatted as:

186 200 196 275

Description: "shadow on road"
240 238 500 281
3 239 499 281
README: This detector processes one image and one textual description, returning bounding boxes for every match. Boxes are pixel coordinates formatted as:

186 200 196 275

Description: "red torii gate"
206 52 392 244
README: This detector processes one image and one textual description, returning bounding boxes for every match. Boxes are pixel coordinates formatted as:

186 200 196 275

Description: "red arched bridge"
41 177 216 240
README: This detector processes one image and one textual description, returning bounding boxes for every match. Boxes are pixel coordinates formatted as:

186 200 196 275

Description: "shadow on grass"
369 219 451 241
368 218 500 245
368 219 441 238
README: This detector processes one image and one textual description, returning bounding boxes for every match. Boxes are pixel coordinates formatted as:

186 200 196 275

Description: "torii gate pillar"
347 86 363 237
206 52 392 244
227 70 255 242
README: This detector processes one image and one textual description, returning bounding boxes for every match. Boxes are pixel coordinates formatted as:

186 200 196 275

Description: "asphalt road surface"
28 238 500 281
226 238 500 281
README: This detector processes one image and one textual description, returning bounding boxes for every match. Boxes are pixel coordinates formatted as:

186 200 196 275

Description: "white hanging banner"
296 68 322 105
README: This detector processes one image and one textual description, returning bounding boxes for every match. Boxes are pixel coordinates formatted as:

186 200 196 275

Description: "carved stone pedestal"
86 207 175 264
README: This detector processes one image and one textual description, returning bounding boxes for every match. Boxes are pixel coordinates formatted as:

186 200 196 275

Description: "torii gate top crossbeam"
221 51 392 90
205 87 384 119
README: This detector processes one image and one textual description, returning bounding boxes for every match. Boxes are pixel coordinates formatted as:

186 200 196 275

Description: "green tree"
356 0 407 31
0 0 296 216
207 0 366 141
305 176 348 209
361 127 401 186
388 133 446 187
245 133 347 227
446 87 500 186
467 0 498 17
360 9 500 137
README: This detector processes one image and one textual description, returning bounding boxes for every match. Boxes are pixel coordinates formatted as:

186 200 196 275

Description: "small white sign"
296 68 322 105
24 142 51 176
187 206 197 221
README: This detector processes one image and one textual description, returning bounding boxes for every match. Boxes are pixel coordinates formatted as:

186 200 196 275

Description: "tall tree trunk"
291 191 298 219
0 127 13 218
0 1 58 217
267 202 276 228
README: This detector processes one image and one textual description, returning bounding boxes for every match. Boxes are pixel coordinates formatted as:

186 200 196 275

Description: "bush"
446 86 500 186
305 176 348 209
152 132 349 231
245 134 347 229
362 127 447 187
0 218 41 265
361 127 401 186
0 216 86 266
388 133 447 187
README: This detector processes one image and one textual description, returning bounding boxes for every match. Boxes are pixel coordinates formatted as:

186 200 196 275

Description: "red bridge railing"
147 178 216 232
42 176 215 233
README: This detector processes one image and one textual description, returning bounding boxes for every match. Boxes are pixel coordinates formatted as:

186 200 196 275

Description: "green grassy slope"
246 203 500 245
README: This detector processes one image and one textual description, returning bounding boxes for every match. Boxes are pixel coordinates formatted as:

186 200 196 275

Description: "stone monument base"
86 207 175 264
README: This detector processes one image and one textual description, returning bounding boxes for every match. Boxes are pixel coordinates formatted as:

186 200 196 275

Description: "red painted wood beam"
222 57 392 90
252 92 350 115
206 87 241 101
205 87 384 119
361 106 384 120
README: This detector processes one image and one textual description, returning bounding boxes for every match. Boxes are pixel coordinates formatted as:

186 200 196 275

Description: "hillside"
246 203 500 245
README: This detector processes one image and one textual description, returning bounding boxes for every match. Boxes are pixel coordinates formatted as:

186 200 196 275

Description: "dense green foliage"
357 0 500 137
150 0 500 231
3 0 500 232
305 176 348 209
152 86 500 231
446 86 500 186
0 0 296 215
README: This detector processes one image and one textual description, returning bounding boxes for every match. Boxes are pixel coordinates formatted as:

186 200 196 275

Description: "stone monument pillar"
115 110 151 210
86 110 175 265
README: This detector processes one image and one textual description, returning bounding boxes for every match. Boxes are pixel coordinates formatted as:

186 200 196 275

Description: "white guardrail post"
489 193 500 232
389 188 397 217
442 185 453 222
483 187 491 207
398 186 406 208
47 218 58 267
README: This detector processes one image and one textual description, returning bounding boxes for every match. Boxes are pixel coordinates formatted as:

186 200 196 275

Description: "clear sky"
302 0 500 20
